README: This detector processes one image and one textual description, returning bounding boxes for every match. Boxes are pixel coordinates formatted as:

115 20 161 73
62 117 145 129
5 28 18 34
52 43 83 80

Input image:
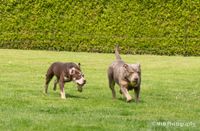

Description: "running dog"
45 62 86 99
107 45 141 102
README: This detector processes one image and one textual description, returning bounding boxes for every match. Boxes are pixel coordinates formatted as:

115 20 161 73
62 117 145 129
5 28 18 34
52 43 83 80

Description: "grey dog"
45 62 86 99
107 45 141 102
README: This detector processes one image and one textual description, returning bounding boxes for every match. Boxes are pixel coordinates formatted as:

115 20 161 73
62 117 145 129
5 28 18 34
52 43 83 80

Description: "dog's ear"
78 63 81 67
137 64 141 72
123 64 133 73
78 63 81 70
123 64 128 69
69 68 76 75
136 63 141 70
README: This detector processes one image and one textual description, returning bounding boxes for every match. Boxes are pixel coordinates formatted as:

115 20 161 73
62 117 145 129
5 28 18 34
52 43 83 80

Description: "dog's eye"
75 76 81 80
129 71 134 74
76 74 82 79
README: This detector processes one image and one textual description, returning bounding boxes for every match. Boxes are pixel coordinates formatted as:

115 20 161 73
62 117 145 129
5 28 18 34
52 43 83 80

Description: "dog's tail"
115 45 121 60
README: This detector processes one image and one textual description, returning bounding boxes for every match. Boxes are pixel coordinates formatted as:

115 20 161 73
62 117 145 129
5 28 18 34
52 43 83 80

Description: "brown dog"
107 46 141 102
45 62 86 99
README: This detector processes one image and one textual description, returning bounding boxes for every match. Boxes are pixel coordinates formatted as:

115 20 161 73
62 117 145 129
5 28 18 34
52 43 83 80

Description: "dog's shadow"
65 94 87 99
117 97 145 103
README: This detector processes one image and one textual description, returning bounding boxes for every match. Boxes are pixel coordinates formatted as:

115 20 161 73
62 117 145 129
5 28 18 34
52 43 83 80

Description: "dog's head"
69 63 86 92
123 63 141 86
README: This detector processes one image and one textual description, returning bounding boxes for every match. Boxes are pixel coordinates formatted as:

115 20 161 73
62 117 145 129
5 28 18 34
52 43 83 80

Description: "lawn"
0 49 199 131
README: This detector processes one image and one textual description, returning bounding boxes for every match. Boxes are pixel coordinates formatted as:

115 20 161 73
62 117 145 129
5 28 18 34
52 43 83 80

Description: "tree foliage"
0 0 199 55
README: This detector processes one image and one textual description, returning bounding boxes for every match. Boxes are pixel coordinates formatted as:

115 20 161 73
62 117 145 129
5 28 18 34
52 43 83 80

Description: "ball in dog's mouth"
77 84 84 92
76 81 86 92
77 87 83 92
74 78 86 92
129 81 137 87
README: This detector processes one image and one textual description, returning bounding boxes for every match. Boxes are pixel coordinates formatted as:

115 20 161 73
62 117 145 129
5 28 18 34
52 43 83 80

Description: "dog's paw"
126 96 132 102
61 97 66 100
43 90 48 95
126 99 132 103
135 98 140 103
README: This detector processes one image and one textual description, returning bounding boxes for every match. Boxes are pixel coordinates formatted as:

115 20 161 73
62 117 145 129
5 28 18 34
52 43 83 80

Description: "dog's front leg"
59 79 66 99
120 86 132 102
120 80 132 102
134 87 140 103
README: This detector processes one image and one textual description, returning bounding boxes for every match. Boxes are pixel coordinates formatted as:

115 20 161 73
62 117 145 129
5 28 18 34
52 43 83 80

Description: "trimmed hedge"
0 0 200 56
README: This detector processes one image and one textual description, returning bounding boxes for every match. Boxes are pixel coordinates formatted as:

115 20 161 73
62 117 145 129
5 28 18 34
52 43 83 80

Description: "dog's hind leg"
108 67 116 99
53 78 58 91
45 72 54 94
109 80 116 99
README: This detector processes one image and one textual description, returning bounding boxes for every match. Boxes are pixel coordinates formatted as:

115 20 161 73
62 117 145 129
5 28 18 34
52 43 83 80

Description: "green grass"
0 49 199 131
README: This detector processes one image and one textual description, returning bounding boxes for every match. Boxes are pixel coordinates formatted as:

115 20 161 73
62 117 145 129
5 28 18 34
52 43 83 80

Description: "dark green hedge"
0 0 200 56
